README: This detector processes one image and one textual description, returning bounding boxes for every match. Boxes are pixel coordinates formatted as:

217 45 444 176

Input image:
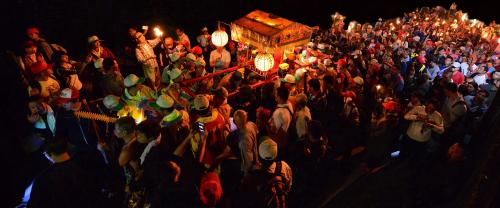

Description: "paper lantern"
211 30 228 47
254 53 274 72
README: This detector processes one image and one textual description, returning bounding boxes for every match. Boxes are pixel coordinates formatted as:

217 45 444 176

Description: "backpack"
279 107 299 142
264 161 288 208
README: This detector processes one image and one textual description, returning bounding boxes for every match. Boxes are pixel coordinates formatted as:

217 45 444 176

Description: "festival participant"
209 45 231 72
18 41 45 80
122 74 156 107
99 58 124 96
269 86 293 152
84 35 116 64
28 139 103 207
233 109 261 177
52 51 83 91
196 27 211 52
54 88 93 149
176 28 191 49
27 95 56 140
450 62 465 85
256 138 293 207
135 32 162 89
26 27 54 62
30 61 61 99
402 99 444 161
163 66 191 108
190 94 227 169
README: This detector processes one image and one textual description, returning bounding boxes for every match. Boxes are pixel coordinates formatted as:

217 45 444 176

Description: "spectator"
26 27 54 62
210 46 231 71
233 109 260 176
30 61 61 99
28 138 102 207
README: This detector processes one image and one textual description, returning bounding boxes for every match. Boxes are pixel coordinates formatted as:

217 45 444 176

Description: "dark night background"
0 0 499 207
1 0 498 56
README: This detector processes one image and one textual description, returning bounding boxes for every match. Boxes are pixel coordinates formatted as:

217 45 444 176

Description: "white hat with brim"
150 94 174 109
452 62 461 68
88 35 102 44
353 76 364 85
103 95 125 111
168 67 183 81
160 109 183 127
124 74 145 88
259 138 278 160
186 53 196 61
193 94 210 111
281 74 296 84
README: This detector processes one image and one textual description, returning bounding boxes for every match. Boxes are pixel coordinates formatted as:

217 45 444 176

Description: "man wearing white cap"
258 138 293 193
85 35 116 65
134 32 162 89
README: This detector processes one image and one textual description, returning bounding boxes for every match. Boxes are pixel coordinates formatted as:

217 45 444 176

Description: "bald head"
233 110 248 130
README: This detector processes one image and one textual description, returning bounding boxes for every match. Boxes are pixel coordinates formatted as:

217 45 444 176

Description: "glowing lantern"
211 30 228 47
254 53 274 72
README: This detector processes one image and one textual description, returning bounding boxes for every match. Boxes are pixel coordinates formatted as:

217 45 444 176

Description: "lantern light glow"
211 30 229 47
254 53 274 72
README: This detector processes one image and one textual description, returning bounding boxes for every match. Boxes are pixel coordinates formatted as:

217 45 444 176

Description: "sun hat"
259 138 278 160
281 74 296 84
103 95 125 111
168 67 183 80
151 94 174 109
160 109 183 127
193 94 210 111
87 35 102 44
186 53 197 61
294 68 308 80
124 74 145 88
353 76 364 85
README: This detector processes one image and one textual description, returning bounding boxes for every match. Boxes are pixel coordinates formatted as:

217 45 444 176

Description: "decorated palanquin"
231 10 312 49
231 10 313 74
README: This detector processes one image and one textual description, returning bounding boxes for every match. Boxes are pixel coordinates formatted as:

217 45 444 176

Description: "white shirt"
136 38 161 69
442 95 467 128
404 105 444 142
210 49 231 70
294 106 312 139
33 104 56 135
271 103 294 132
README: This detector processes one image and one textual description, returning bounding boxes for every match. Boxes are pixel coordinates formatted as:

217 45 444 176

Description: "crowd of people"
12 4 500 208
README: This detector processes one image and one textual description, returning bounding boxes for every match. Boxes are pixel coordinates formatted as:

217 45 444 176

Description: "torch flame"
154 27 163 37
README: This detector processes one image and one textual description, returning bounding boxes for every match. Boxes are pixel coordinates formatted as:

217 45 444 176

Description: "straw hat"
259 138 278 160
124 74 145 88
